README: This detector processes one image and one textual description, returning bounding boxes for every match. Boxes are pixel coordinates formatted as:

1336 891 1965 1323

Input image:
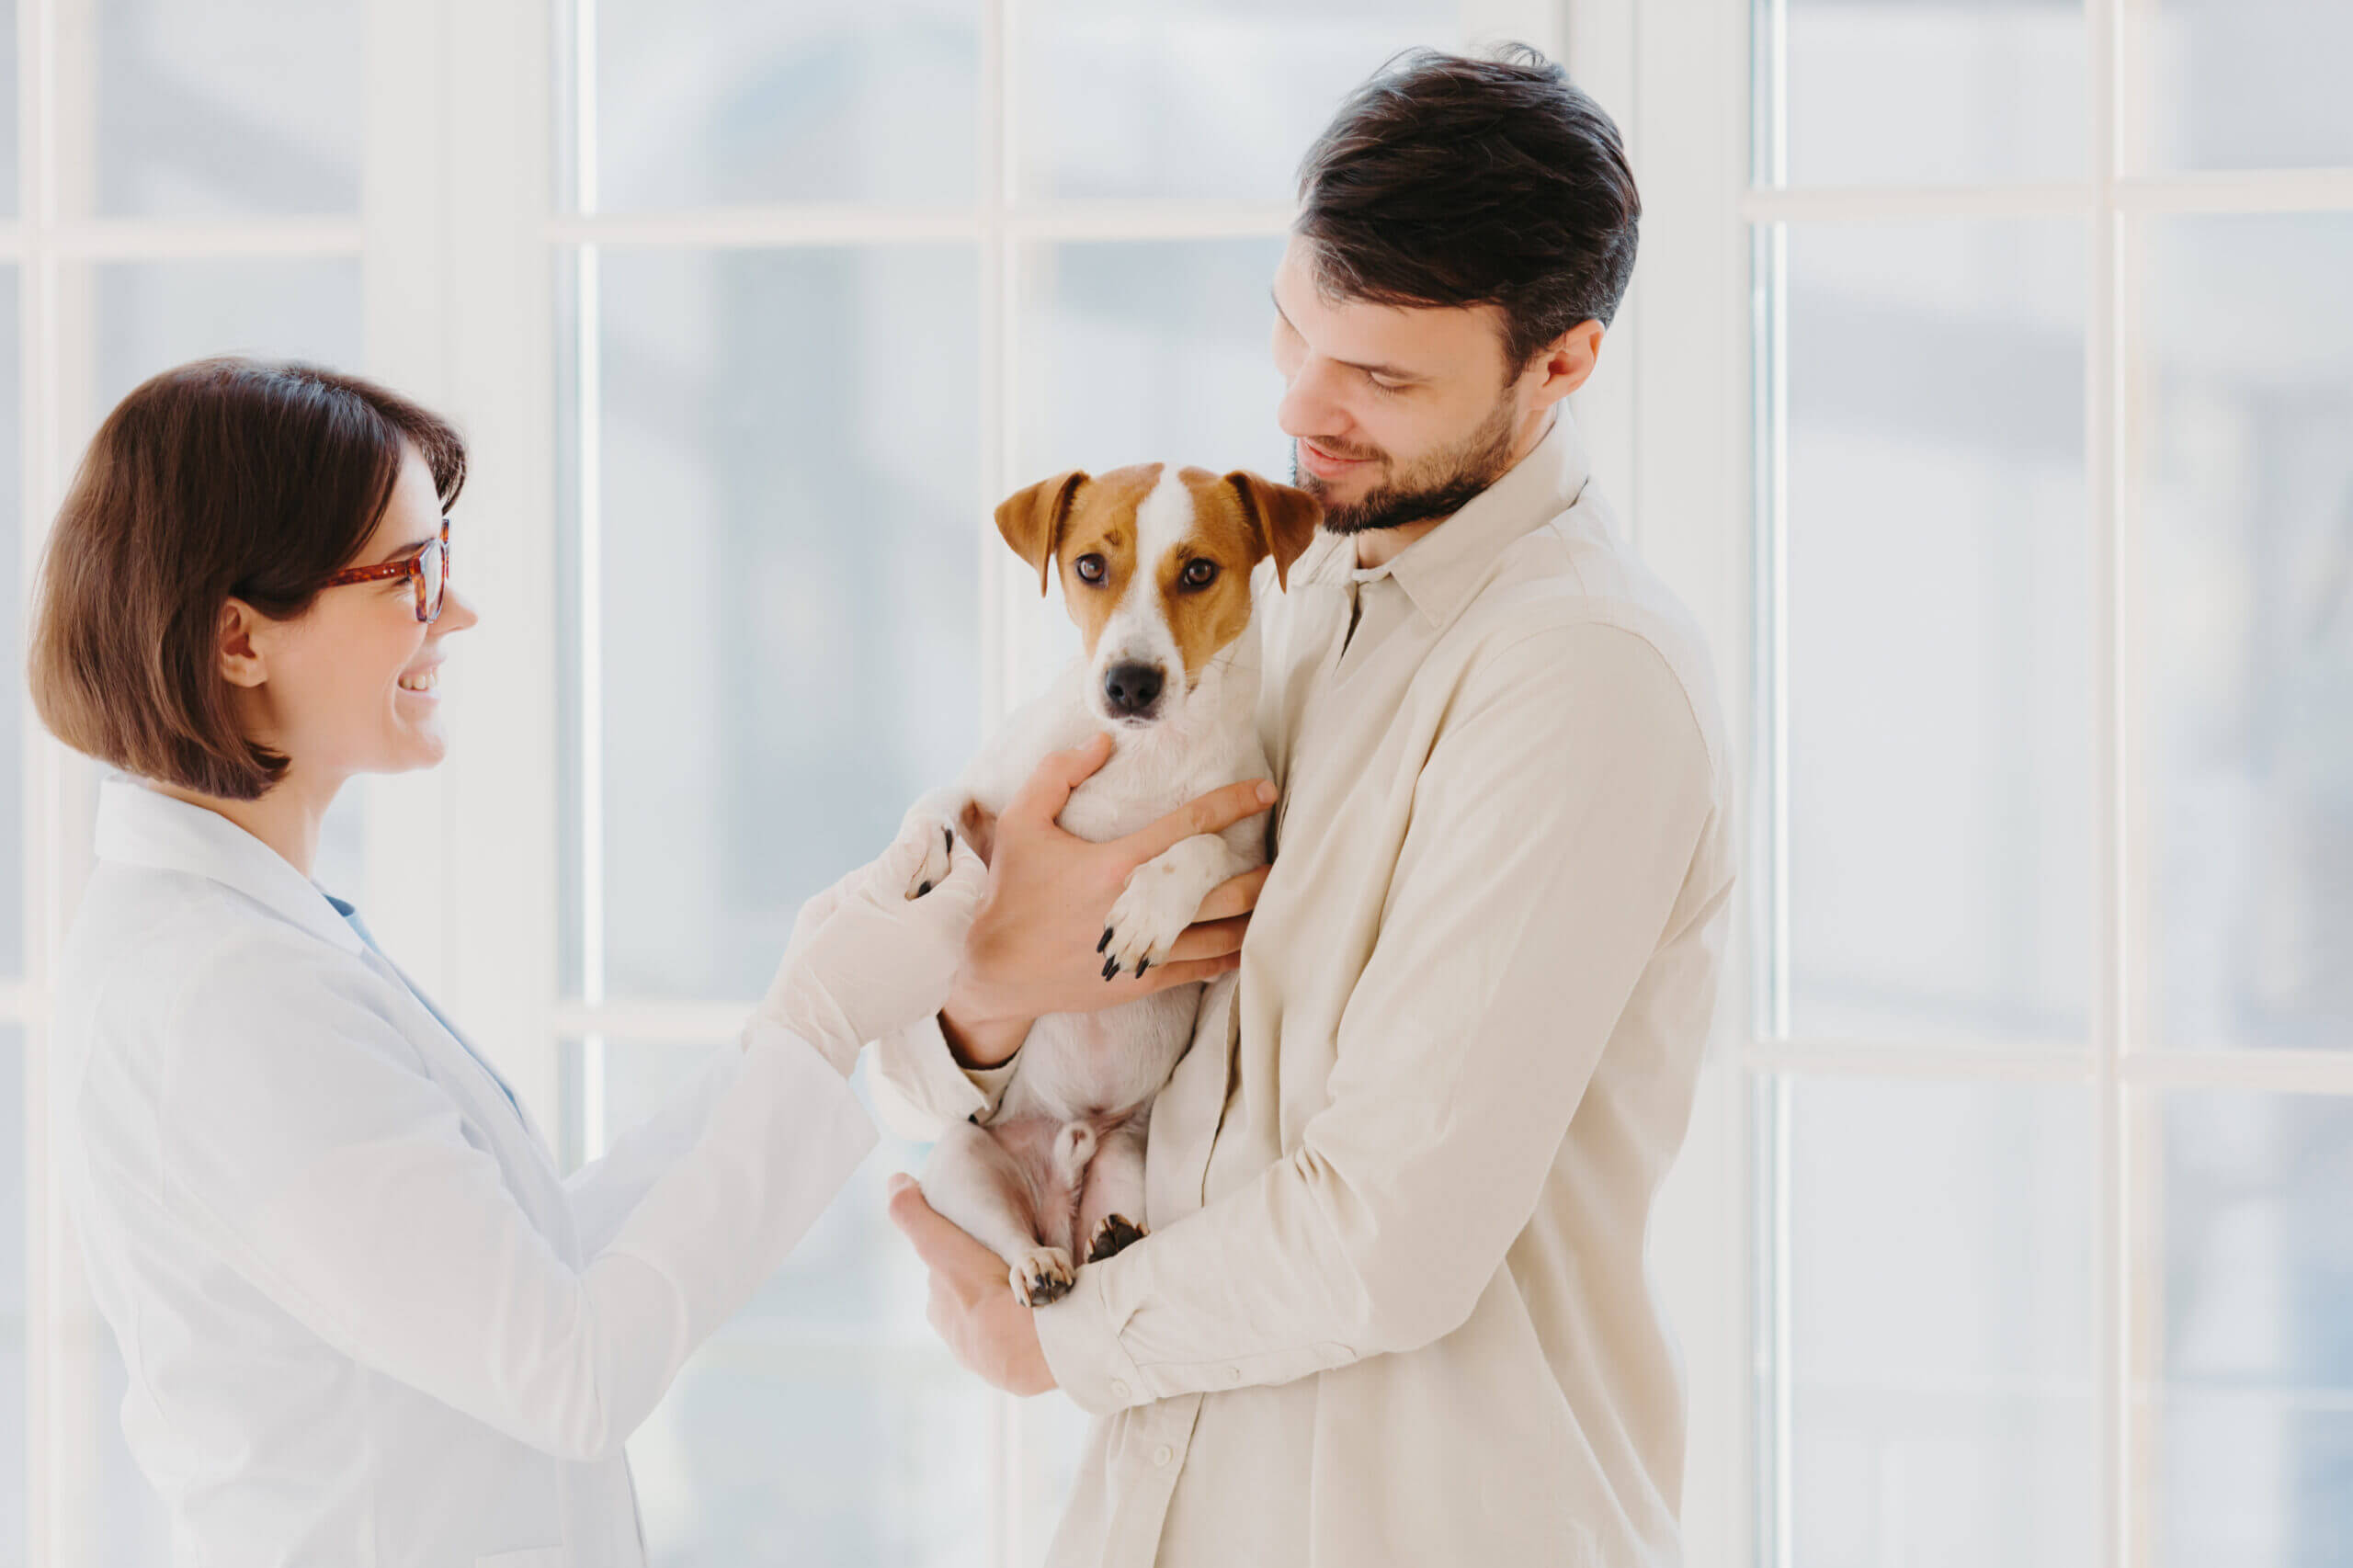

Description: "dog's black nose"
1102 662 1165 717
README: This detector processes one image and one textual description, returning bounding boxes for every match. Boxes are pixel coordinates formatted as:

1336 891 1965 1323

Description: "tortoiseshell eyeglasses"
322 518 451 623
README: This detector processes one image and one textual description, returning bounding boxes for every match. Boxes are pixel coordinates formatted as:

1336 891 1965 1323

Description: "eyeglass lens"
421 540 447 621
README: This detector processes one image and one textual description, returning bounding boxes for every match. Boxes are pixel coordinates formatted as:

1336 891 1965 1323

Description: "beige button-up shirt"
878 414 1733 1566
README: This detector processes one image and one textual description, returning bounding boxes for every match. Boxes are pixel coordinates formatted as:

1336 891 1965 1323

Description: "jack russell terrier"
903 462 1318 1305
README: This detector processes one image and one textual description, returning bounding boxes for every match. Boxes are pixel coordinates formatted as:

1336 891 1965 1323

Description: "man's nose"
1102 662 1165 717
1276 356 1351 441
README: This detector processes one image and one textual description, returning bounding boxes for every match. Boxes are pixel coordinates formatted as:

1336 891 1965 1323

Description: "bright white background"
0 2 2347 1565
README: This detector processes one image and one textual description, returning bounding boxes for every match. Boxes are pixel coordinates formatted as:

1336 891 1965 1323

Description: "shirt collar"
1292 411 1594 626
93 777 368 957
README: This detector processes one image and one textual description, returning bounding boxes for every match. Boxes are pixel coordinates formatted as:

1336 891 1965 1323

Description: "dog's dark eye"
1074 553 1107 585
1181 559 1218 589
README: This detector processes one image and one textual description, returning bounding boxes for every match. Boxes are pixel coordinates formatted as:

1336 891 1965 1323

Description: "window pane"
0 1028 18 1554
2133 0 2353 173
94 0 361 217
0 1 17 216
1015 1 1457 201
1776 1076 2097 1568
1778 220 2090 1044
1773 0 2086 187
583 1042 993 1565
2147 1091 2353 1565
584 245 980 1000
1017 239 1288 481
2135 214 2353 1051
588 0 979 210
0 270 18 978
92 256 364 420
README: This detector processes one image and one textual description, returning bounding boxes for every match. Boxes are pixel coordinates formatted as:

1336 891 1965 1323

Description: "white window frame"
1620 4 2353 1567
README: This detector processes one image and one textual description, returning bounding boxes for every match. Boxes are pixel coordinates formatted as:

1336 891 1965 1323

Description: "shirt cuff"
869 1012 1017 1137
1035 1253 1149 1416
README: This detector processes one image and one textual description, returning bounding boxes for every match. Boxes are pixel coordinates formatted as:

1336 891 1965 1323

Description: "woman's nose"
433 585 481 634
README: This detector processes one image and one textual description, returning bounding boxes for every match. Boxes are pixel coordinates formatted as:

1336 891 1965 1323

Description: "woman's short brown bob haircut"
28 357 466 801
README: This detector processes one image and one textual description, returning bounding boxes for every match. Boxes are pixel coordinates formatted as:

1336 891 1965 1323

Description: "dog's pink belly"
977 986 1201 1252
1008 989 1199 1123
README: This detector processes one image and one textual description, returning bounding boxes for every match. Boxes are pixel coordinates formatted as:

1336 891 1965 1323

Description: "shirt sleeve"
868 1012 1020 1139
155 947 877 1461
1033 621 1719 1413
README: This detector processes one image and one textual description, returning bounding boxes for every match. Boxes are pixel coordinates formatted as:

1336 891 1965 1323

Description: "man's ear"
218 598 270 689
1224 470 1322 590
1525 319 1606 408
994 471 1088 596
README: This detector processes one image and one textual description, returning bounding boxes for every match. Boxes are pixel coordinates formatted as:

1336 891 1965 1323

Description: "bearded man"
882 46 1734 1568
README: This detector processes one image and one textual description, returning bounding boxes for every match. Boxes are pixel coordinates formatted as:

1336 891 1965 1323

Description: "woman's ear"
218 598 270 688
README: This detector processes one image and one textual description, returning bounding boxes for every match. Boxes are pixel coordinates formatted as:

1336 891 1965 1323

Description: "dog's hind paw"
1086 1214 1146 1264
1010 1246 1075 1307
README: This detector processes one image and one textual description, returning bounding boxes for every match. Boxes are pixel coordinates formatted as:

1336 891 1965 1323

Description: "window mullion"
2087 2 2129 1568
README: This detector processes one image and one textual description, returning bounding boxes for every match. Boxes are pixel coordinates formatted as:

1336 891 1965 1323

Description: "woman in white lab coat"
26 358 991 1568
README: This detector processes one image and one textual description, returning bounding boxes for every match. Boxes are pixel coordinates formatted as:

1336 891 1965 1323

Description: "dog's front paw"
1086 1213 1146 1264
904 822 956 902
1010 1246 1075 1306
1097 862 1199 981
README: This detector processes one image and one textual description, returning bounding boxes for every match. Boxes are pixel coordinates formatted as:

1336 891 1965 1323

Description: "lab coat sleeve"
156 955 876 1461
1033 622 1719 1413
561 1043 745 1257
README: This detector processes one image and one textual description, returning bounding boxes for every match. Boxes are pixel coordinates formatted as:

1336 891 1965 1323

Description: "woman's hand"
887 1174 1056 1396
941 733 1276 1068
756 815 988 1066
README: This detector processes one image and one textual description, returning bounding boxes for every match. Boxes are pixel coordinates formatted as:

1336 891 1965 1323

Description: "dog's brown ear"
994 471 1088 596
1224 470 1322 590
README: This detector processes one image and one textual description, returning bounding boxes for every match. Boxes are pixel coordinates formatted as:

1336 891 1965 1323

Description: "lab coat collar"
1293 410 1595 627
93 778 368 959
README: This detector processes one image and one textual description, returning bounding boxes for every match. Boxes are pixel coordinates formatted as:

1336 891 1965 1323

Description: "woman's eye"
1182 559 1218 588
1075 554 1107 585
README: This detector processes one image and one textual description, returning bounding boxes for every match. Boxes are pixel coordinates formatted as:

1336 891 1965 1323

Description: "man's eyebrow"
1268 287 1426 381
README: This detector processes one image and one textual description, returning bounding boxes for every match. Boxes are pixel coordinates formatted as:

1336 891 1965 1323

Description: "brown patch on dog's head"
994 462 1323 707
1148 467 1310 683
994 470 1089 597
994 464 1160 659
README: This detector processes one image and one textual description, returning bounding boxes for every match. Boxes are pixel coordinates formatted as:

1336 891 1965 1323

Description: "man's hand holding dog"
938 732 1275 1069
888 1174 1058 1395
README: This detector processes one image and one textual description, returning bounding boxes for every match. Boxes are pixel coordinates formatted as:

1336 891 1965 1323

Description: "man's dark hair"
1295 45 1641 371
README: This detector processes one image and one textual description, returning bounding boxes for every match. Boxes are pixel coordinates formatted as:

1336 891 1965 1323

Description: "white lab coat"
51 778 879 1567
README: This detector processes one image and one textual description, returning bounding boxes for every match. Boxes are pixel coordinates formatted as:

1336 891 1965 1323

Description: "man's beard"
1291 397 1521 536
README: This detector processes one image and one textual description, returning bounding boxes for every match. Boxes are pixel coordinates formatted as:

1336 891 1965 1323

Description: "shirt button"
1226 1366 1244 1383
1109 1380 1131 1402
1154 1445 1174 1467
